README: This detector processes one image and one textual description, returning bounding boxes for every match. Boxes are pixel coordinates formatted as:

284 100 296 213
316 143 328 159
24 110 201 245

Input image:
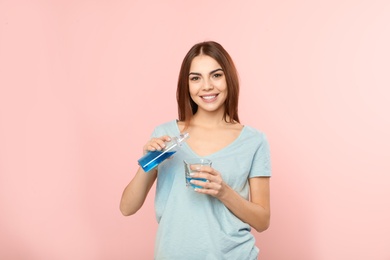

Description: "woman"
120 41 271 259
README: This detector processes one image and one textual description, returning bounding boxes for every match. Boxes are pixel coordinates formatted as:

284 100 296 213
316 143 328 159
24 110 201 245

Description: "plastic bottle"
138 132 189 172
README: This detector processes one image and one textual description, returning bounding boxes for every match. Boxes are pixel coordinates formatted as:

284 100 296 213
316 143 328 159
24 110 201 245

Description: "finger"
154 138 167 149
189 171 211 181
148 136 172 151
149 142 164 151
190 179 210 189
144 142 161 152
161 135 171 142
194 186 219 196
198 166 217 175
198 167 219 178
192 180 218 192
189 165 213 173
193 180 222 197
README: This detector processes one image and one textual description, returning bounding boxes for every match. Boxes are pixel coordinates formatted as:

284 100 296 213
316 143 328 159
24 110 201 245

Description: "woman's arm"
119 135 171 216
190 169 270 232
219 177 270 232
119 167 157 216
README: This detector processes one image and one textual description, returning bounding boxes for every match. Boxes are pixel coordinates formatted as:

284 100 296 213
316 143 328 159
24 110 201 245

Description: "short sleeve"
149 120 179 139
249 133 271 178
150 124 166 139
150 127 159 139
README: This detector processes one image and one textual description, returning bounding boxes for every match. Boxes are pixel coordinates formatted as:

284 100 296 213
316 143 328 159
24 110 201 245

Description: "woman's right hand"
143 135 171 155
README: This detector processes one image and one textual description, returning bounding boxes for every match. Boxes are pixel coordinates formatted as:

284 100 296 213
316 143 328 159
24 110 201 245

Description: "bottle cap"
176 132 189 145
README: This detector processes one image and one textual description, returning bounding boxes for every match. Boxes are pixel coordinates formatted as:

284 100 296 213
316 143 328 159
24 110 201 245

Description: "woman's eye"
213 73 223 78
190 76 200 81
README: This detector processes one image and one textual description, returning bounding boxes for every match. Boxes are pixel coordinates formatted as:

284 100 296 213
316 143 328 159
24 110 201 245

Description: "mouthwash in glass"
138 132 189 172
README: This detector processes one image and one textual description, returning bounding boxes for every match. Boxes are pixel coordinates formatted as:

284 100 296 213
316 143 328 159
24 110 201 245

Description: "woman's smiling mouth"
201 94 218 102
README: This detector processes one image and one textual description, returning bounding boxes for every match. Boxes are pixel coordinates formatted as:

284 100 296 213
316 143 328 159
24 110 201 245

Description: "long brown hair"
176 41 240 127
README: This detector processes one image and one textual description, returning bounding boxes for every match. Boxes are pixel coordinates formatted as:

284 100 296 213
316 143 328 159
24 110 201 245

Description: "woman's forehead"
190 55 222 73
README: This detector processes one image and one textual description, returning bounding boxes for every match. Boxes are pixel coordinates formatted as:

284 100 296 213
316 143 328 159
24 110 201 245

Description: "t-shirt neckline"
173 119 247 158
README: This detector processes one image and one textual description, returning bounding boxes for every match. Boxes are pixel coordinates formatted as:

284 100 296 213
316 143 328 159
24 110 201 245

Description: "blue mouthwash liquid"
138 151 176 172
186 177 207 189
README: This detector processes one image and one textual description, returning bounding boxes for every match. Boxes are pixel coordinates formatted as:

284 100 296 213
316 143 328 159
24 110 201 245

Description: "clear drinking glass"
184 158 212 189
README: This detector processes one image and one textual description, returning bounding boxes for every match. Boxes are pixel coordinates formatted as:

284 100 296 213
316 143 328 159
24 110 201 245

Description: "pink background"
1 1 389 259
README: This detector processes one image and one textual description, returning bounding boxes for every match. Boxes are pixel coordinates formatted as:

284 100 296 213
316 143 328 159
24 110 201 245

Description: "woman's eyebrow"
210 68 223 74
189 68 223 76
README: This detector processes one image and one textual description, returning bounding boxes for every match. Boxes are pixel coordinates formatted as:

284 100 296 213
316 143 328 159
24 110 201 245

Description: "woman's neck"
191 111 233 128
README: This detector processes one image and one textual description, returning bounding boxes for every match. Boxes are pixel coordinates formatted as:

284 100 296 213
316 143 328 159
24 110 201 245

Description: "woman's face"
188 55 228 115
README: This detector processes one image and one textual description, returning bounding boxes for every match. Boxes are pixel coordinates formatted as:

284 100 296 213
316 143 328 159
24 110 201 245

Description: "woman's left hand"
189 165 227 199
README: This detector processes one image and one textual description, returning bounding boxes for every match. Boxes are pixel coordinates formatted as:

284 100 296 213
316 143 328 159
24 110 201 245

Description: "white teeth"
202 95 216 100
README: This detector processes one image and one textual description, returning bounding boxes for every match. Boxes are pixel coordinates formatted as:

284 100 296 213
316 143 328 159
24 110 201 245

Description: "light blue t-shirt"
151 120 271 260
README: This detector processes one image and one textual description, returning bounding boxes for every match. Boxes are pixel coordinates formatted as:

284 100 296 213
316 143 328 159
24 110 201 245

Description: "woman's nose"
202 78 214 90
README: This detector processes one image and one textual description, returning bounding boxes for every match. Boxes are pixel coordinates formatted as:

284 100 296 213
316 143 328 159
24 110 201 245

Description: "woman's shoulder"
155 119 178 128
152 119 179 135
241 124 268 142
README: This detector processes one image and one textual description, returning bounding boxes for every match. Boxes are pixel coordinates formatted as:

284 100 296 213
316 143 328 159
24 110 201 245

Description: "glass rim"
183 158 212 165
